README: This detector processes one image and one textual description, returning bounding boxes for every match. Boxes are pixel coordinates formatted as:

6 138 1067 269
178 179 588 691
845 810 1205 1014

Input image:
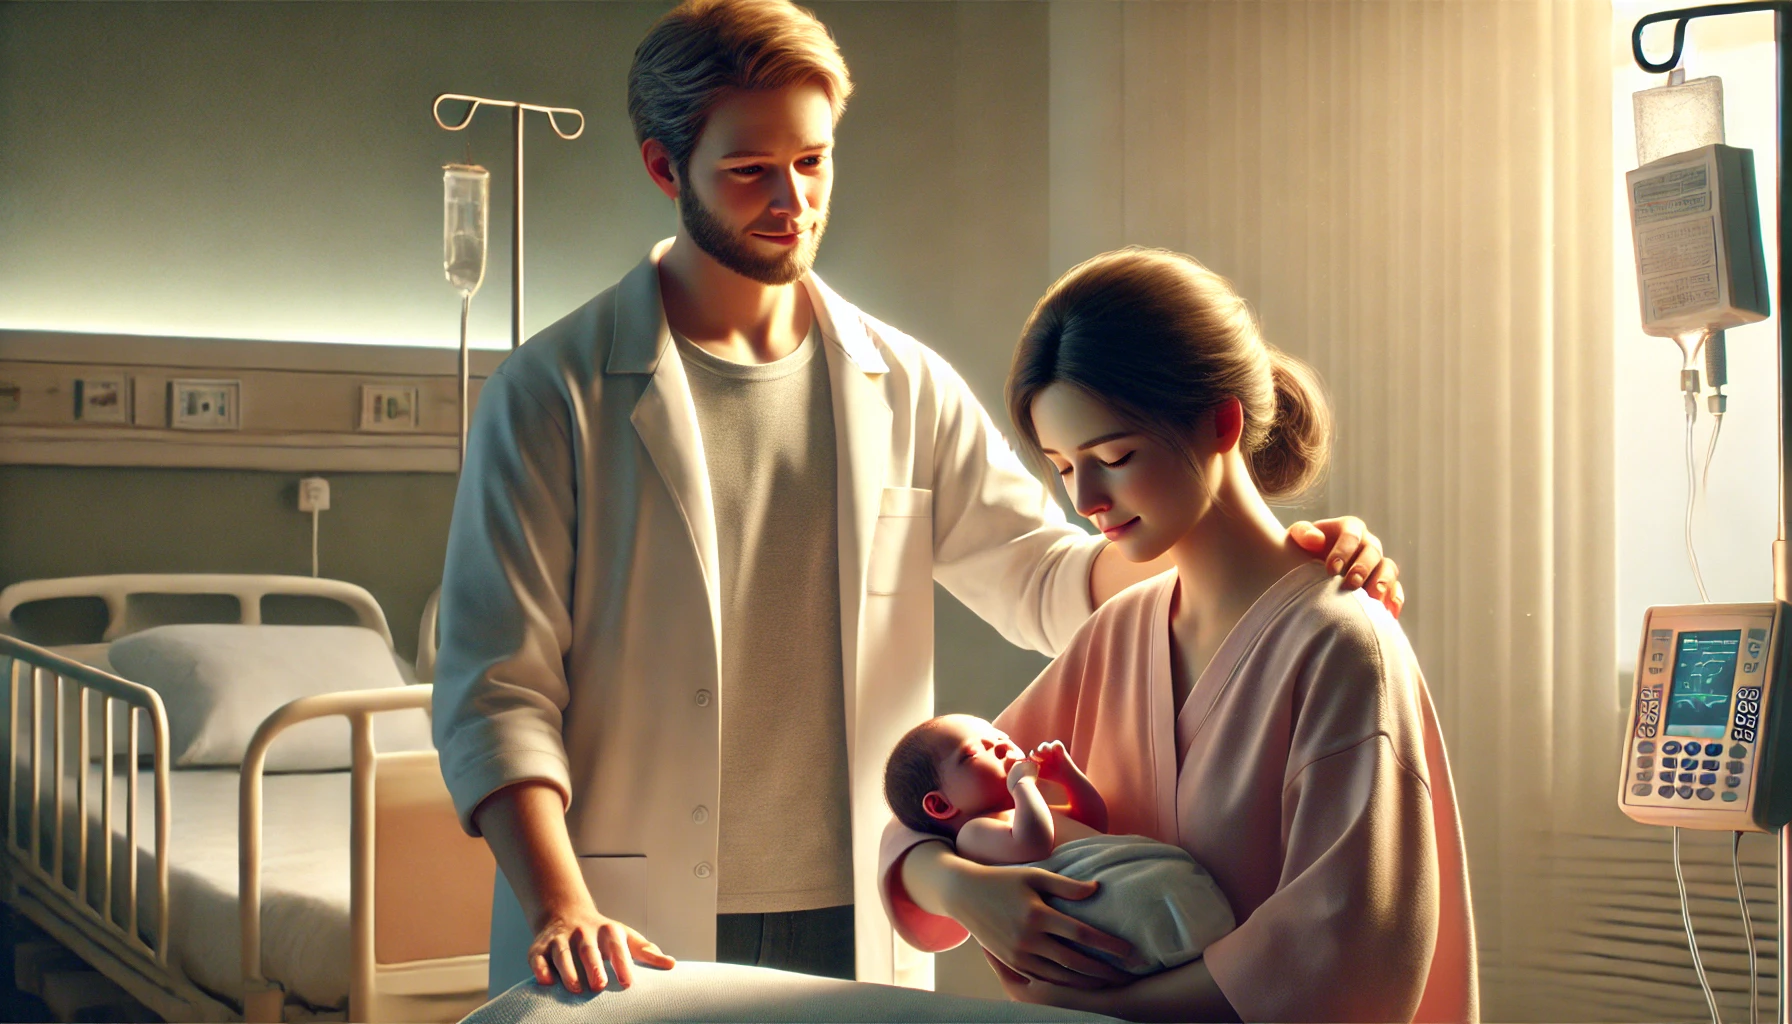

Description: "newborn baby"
883 714 1235 975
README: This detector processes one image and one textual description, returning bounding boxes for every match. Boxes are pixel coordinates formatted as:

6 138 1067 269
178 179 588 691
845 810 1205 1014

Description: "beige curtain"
1049 2 1639 1019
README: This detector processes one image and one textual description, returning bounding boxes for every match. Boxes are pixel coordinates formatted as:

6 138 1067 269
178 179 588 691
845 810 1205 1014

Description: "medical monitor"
1619 602 1792 831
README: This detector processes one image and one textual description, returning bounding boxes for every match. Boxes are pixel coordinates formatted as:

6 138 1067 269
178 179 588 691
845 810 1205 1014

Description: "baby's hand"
1006 758 1040 790
1030 740 1074 783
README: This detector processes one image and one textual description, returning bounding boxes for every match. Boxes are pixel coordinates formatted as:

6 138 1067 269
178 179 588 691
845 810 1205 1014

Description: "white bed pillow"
108 624 434 772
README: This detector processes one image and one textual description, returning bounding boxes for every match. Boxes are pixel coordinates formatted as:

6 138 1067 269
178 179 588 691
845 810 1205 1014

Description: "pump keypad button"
1732 744 1748 758
1722 791 1740 803
1678 785 1695 799
1633 783 1652 796
1699 773 1717 786
1702 759 1720 771
1663 757 1679 768
1705 742 1726 756
1697 788 1715 801
1659 785 1676 797
1727 775 1742 788
1639 755 1655 768
1664 742 1683 755
1727 760 1744 773
1639 741 1657 754
1679 772 1695 783
1660 771 1676 783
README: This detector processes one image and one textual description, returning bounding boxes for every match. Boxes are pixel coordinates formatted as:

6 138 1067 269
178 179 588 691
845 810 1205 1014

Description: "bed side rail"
0 574 396 649
240 685 492 1024
0 635 174 971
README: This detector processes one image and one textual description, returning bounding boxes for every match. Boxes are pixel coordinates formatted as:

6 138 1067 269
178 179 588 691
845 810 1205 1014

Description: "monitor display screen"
1664 629 1740 738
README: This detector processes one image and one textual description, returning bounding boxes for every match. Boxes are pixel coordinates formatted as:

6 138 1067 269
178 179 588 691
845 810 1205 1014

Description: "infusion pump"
1620 602 1792 832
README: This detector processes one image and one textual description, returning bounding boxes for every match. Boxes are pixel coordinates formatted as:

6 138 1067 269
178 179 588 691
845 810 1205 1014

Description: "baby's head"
884 714 1027 838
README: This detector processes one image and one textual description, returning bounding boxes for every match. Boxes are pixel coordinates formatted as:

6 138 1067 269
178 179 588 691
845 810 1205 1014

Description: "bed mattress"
15 764 358 1013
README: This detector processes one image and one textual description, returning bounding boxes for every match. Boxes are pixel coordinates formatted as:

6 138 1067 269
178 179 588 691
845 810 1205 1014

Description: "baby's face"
930 715 1028 819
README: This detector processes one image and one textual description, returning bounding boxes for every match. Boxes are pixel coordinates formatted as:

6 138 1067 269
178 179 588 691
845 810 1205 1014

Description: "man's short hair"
627 0 854 176
883 719 956 838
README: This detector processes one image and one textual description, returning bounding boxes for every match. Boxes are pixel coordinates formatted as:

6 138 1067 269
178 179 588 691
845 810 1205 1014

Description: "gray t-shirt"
673 324 854 914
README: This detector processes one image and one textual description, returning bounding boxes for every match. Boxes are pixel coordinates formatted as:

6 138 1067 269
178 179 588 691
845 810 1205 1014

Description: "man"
433 0 1400 999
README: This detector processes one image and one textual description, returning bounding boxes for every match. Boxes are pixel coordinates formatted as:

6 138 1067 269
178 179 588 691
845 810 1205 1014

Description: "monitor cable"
1675 825 1724 1024
1733 830 1758 1024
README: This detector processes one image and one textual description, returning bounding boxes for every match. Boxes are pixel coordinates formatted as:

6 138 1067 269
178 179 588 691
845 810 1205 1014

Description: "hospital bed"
0 574 495 1023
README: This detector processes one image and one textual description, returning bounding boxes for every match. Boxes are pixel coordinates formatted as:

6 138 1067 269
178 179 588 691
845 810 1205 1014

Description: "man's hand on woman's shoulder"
1288 516 1404 618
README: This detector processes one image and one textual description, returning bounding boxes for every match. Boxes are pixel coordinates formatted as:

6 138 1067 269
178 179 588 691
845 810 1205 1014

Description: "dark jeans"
716 904 856 980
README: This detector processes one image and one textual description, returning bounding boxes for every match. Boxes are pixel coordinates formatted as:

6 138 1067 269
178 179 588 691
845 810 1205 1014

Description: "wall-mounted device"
297 477 331 514
72 375 130 424
1621 602 1792 832
359 384 420 432
169 379 241 431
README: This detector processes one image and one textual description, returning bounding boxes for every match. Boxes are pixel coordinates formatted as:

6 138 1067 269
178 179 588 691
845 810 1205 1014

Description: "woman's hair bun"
1249 347 1331 503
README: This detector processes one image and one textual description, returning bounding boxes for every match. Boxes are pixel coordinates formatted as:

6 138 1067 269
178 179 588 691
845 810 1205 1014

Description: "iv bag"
1634 74 1724 167
443 164 490 298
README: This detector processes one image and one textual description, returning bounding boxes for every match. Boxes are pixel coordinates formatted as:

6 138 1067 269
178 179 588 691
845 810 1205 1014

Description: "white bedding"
18 764 357 1013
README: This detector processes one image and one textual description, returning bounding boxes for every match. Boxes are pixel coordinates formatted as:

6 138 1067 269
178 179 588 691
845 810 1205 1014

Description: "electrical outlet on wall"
169 379 240 430
359 384 420 432
298 477 330 512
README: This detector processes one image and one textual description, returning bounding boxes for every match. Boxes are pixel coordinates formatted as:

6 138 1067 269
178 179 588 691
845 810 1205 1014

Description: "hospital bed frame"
0 574 493 1023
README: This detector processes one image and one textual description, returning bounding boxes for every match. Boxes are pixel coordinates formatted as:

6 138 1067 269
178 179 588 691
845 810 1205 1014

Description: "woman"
879 249 1477 1022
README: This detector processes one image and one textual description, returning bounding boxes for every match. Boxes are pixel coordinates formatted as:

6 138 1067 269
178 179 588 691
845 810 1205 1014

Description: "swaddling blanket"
1035 834 1234 975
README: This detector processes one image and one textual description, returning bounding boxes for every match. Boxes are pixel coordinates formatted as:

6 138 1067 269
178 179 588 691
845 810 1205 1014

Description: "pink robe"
880 563 1478 1023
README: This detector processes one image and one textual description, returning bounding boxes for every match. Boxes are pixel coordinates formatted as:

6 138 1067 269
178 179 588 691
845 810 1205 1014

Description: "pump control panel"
1619 602 1792 832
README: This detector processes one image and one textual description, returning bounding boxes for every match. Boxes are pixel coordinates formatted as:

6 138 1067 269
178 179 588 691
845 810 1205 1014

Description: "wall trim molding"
0 329 509 376
0 330 508 473
0 426 462 473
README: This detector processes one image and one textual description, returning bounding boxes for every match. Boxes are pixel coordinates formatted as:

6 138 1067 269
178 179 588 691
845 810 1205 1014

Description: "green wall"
0 466 456 661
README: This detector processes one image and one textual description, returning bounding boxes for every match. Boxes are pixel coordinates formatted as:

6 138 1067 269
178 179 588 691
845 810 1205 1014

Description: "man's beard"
679 173 827 286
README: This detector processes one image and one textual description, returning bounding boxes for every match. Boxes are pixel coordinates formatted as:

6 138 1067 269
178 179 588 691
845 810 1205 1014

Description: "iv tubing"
1737 831 1760 1024
459 295 471 471
1705 412 1727 501
1680 328 1713 603
1677 826 1724 1024
1687 403 1713 603
1704 331 1730 536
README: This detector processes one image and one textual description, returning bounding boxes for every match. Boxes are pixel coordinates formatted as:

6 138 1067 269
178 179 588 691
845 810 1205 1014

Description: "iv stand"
1635 5 1790 1022
432 94 585 468
432 93 586 351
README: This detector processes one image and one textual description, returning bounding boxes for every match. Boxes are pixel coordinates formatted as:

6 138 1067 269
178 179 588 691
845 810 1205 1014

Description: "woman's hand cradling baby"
943 860 1135 990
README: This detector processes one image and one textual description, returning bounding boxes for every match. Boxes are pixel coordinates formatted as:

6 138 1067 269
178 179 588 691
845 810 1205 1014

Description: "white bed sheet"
17 764 357 1013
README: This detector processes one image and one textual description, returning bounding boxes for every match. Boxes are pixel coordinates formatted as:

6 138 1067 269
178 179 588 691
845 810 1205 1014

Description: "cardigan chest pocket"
866 487 932 596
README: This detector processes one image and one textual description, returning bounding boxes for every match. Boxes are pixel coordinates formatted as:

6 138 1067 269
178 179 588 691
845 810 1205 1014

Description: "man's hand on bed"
1287 516 1404 618
529 902 675 994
